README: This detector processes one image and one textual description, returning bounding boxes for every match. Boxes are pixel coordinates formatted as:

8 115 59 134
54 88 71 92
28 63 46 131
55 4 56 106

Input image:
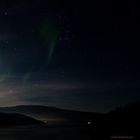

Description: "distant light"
44 120 48 124
88 121 91 125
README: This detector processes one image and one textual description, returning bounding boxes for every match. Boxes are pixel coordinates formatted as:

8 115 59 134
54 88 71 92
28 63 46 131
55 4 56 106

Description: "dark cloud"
0 77 139 112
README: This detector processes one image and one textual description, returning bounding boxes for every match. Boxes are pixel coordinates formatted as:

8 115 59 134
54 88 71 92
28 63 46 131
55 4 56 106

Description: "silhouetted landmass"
0 102 139 139
106 101 140 137
0 105 104 125
0 112 44 127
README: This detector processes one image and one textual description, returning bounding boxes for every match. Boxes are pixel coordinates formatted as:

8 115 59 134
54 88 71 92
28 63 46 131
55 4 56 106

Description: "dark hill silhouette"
0 105 103 125
0 102 139 139
109 101 140 115
0 112 44 127
105 101 140 138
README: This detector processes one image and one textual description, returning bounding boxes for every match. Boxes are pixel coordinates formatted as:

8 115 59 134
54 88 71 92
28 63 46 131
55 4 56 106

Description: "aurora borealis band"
39 19 60 63
0 1 140 112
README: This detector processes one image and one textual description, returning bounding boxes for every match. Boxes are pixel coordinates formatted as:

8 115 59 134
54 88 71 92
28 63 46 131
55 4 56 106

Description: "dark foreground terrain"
0 102 139 140
0 124 95 140
0 123 136 140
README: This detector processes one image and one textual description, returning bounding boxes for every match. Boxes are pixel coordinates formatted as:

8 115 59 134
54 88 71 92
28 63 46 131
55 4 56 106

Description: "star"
6 40 9 44
60 71 65 78
59 37 63 41
4 11 8 15
14 48 17 51
61 71 64 74
56 14 62 20
64 37 70 40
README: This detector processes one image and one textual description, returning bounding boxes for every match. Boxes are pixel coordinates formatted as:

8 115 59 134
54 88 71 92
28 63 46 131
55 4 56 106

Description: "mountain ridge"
0 112 44 127
0 105 104 125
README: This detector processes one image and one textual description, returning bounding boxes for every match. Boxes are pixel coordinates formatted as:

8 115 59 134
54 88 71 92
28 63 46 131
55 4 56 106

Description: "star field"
0 0 140 112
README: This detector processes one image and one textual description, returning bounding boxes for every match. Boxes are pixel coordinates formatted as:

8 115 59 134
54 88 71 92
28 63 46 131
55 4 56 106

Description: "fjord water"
0 124 92 140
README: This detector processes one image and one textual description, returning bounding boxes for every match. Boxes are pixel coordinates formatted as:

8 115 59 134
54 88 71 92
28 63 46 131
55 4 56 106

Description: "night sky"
0 0 140 112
